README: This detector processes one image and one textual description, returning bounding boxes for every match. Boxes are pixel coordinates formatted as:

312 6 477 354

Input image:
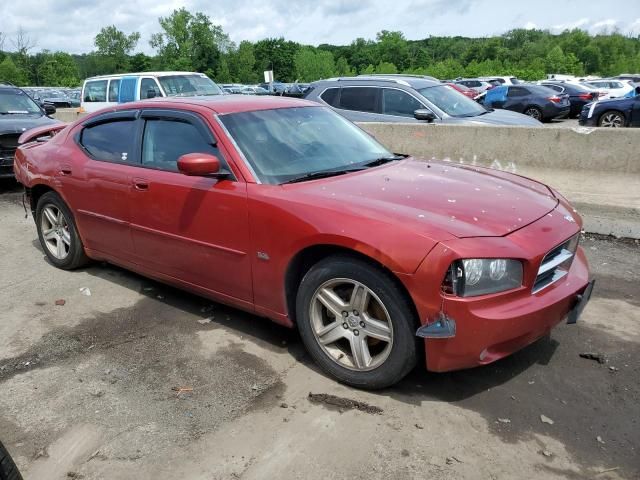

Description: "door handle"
59 165 72 175
133 178 149 191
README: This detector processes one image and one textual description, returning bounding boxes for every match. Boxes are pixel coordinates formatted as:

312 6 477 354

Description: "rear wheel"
524 106 543 121
296 255 418 389
598 110 625 127
0 441 23 480
35 192 89 269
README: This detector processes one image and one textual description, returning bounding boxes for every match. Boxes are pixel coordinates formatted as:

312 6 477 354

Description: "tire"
0 441 23 480
296 255 418 389
523 106 543 121
598 110 625 128
35 191 89 270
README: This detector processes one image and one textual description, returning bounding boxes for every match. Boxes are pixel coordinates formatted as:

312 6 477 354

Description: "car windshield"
510 78 522 84
418 85 486 117
219 106 393 185
158 75 223 97
0 90 42 114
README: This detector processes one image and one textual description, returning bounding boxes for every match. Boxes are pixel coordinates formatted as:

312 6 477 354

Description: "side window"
338 87 378 113
140 79 162 99
382 89 423 117
544 84 562 92
320 88 340 107
507 87 528 98
108 79 121 102
141 119 219 171
83 80 108 102
80 119 136 163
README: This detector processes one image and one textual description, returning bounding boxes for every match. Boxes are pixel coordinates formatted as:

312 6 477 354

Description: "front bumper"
402 199 592 372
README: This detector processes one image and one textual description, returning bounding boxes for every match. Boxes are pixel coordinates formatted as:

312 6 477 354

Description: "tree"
376 31 409 70
94 26 140 72
254 38 300 82
374 61 397 74
294 48 335 81
233 41 257 83
0 57 27 85
334 57 354 76
37 52 80 87
150 8 231 72
214 57 232 83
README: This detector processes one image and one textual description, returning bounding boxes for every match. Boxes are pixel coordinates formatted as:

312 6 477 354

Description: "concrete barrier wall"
358 122 640 238
357 122 640 174
53 108 84 123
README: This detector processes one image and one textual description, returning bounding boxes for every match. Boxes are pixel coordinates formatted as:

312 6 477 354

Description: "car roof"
109 95 320 115
84 71 207 81
311 77 440 89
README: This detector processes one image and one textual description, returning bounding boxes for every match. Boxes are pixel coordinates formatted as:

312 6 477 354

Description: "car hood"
0 114 60 136
287 159 558 239
444 108 542 127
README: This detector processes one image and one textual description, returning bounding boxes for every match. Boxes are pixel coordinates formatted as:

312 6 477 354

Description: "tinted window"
81 120 136 162
142 119 218 171
507 87 529 97
543 84 563 92
382 89 423 117
108 79 120 102
140 79 162 99
84 80 108 102
338 87 378 113
320 87 340 107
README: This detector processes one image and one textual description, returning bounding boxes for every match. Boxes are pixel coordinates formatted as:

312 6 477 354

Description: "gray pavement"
0 180 638 479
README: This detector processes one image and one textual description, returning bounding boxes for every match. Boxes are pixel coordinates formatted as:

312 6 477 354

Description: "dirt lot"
0 179 638 480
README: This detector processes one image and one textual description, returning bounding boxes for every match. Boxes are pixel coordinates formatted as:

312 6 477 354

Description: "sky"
1 0 640 55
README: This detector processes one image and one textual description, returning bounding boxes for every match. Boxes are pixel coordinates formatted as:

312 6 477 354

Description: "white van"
80 71 223 112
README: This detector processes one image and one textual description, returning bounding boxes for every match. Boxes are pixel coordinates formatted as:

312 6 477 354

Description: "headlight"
443 259 523 297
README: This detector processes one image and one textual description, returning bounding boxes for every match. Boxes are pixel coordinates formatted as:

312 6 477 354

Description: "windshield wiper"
282 167 364 184
362 154 406 167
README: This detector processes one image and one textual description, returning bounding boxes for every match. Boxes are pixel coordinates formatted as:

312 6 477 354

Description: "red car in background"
446 82 480 99
14 96 593 389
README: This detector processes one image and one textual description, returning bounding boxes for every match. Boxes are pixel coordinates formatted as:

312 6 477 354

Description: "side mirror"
177 153 225 177
43 103 56 115
414 109 436 122
147 89 157 99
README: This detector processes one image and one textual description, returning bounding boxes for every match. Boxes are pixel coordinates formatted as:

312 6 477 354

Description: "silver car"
304 76 542 126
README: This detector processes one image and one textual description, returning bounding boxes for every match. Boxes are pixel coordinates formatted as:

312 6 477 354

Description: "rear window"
83 80 108 102
320 87 340 107
338 87 378 113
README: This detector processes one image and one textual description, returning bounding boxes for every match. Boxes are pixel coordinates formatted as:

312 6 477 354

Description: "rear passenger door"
505 86 529 112
332 87 385 122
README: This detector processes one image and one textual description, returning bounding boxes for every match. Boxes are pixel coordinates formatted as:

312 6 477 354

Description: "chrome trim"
537 249 574 276
532 236 578 294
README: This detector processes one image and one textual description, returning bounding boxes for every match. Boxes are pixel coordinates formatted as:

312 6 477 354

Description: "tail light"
578 93 595 100
548 96 561 103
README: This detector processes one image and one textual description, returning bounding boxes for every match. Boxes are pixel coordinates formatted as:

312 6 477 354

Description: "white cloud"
523 21 537 30
550 18 590 33
590 18 618 33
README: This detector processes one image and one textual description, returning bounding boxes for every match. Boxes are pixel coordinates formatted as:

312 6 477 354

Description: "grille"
533 235 579 294
0 134 20 165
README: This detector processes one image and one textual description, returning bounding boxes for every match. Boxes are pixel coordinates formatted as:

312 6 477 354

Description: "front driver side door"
129 109 253 305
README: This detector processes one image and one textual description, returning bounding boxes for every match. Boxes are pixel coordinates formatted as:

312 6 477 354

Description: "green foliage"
294 47 335 82
94 25 140 72
0 56 27 85
36 52 80 87
374 62 397 74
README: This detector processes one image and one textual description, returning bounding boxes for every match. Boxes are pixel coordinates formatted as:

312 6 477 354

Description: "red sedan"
14 96 593 389
446 82 480 99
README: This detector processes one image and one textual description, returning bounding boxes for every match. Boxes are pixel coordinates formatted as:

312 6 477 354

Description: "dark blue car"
482 85 570 122
579 89 640 127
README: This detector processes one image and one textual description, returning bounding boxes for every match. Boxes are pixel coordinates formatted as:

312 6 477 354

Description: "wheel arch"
28 183 57 216
284 244 420 328
598 109 626 126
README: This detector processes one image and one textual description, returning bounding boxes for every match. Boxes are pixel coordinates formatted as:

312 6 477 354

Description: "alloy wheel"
600 113 623 128
40 204 71 260
524 107 542 120
309 278 394 371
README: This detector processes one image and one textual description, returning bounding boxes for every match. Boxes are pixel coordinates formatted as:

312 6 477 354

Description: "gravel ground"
0 179 638 480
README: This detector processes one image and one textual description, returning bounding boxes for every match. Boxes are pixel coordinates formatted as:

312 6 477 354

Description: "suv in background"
303 76 541 126
583 79 635 99
0 83 59 178
479 76 522 86
482 84 570 122
454 78 495 92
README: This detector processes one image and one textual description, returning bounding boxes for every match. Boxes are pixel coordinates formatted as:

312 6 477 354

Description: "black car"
482 84 571 121
579 89 640 128
540 81 599 118
0 84 59 178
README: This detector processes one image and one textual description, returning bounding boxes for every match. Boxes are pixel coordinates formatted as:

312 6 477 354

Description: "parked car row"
22 86 81 108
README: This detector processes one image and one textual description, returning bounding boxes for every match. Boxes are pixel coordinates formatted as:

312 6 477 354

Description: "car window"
382 89 423 117
108 79 120 102
83 80 108 102
141 119 219 171
338 87 378 113
544 84 563 92
81 119 136 162
0 89 42 114
507 87 529 97
140 78 162 100
320 87 340 107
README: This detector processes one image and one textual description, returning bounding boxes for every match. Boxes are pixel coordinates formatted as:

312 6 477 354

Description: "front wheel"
35 191 89 269
598 110 625 128
296 256 418 389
